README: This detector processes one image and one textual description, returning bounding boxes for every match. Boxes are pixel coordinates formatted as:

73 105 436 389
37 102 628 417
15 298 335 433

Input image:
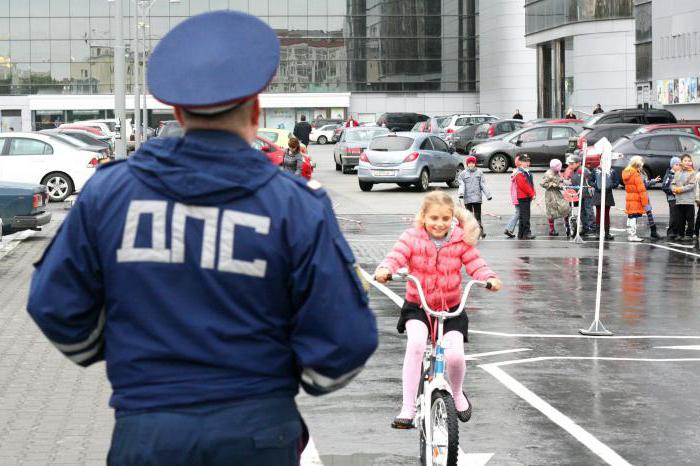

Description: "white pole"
113 0 127 159
573 141 587 243
141 17 148 142
132 1 141 150
593 167 606 322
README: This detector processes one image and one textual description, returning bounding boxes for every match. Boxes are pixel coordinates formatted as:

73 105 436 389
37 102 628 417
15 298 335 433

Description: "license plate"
372 170 397 177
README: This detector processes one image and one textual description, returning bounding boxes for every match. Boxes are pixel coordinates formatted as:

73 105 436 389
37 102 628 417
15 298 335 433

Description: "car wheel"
335 161 341 171
341 157 353 174
446 165 463 188
359 180 373 192
42 172 74 202
416 169 430 192
488 153 509 173
318 135 327 145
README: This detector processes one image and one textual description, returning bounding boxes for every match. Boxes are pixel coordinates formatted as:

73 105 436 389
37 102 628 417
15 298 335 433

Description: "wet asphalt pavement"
297 214 700 465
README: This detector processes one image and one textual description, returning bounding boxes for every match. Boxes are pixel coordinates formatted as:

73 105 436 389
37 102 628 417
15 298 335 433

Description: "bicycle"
390 268 491 466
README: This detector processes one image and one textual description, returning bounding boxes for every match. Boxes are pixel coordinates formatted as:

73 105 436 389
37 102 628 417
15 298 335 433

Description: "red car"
252 135 314 180
633 123 700 137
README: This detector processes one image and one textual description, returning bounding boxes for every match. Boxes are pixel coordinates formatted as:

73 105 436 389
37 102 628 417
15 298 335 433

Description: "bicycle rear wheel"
421 390 459 466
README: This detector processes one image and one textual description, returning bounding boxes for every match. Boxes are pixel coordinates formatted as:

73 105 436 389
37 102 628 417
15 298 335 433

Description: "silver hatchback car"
357 133 464 192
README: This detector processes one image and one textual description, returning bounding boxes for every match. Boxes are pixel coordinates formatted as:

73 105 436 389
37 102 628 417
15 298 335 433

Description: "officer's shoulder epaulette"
95 158 128 172
285 173 327 198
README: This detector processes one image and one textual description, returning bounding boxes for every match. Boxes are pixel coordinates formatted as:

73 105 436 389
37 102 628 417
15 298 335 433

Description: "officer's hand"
486 278 502 292
374 268 392 284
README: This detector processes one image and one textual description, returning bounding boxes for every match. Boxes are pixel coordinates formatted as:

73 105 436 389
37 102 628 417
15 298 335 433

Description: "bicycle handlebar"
389 268 489 319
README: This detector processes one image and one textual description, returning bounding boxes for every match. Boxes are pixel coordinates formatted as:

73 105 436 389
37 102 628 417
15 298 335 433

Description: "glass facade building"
0 0 479 96
525 0 633 36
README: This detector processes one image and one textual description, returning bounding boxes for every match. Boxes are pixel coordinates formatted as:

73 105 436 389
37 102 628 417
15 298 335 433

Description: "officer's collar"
183 129 251 150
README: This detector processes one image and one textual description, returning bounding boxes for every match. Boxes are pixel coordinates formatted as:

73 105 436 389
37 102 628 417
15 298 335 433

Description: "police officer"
27 11 377 466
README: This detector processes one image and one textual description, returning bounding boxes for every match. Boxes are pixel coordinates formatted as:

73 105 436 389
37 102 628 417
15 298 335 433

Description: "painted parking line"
647 242 700 258
458 451 494 465
655 345 700 351
465 348 531 360
359 266 700 340
480 362 632 466
481 356 700 466
0 230 36 261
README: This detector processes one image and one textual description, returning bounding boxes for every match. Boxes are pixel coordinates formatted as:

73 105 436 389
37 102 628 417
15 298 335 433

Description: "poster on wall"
680 78 688 104
690 78 698 103
656 80 663 105
665 80 672 104
673 79 680 104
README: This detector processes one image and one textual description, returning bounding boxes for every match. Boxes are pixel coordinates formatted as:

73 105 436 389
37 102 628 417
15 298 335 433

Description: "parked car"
566 123 641 168
251 136 314 180
466 119 526 152
334 127 391 173
331 125 345 143
256 128 307 151
584 108 677 126
440 114 499 137
0 132 100 202
40 130 113 161
470 124 583 173
375 112 429 132
631 123 700 138
357 132 464 192
451 124 482 154
0 181 51 237
311 118 343 129
78 118 134 146
158 120 184 138
309 124 340 145
610 132 700 180
55 128 113 154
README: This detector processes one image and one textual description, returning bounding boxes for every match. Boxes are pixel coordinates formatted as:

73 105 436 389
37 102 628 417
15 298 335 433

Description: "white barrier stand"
572 141 587 244
580 138 613 336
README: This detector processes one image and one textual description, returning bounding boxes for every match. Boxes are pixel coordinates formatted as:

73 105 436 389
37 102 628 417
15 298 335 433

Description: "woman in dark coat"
282 136 304 176
591 167 620 240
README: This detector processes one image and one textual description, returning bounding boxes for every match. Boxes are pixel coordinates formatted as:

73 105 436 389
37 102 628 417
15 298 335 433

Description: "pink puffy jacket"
378 226 497 310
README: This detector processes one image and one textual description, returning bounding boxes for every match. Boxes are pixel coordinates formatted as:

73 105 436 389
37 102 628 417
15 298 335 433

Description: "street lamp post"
132 3 141 150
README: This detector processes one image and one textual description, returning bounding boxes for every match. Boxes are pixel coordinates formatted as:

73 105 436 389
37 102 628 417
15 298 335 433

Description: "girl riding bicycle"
374 191 501 429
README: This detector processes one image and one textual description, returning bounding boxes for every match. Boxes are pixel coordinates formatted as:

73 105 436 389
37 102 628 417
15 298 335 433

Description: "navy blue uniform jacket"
27 130 378 413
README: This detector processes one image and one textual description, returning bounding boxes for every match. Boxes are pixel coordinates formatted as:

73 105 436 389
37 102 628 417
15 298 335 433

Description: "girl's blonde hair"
626 155 644 171
414 191 480 246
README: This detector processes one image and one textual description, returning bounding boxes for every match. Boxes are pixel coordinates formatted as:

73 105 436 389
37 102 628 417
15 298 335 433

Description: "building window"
526 0 634 36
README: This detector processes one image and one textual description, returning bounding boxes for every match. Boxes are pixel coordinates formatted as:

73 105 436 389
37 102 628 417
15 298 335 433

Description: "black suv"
567 123 641 155
584 108 676 126
376 113 429 132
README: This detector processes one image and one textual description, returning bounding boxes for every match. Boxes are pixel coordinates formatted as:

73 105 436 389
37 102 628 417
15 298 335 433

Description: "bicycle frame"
390 268 488 465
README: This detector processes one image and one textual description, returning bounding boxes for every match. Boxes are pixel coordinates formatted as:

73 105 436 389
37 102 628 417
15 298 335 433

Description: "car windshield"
369 136 414 151
346 128 389 142
505 126 532 142
631 127 650 135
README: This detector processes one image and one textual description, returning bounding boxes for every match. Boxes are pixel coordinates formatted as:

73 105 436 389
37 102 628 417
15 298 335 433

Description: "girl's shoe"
457 392 472 423
504 229 515 238
391 417 415 429
628 235 643 242
549 230 559 236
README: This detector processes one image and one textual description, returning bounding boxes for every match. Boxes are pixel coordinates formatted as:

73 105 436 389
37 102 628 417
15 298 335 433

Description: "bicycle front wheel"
424 390 459 466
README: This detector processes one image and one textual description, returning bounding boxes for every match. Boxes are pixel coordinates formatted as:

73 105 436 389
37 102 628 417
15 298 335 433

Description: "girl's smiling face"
682 156 694 170
423 204 453 238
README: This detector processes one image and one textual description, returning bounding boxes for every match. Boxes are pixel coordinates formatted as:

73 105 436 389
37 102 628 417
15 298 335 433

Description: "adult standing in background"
293 114 312 146
512 109 523 120
593 104 604 114
345 115 359 128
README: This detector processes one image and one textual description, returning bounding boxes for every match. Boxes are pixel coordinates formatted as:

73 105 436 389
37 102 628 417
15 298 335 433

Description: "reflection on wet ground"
298 215 700 465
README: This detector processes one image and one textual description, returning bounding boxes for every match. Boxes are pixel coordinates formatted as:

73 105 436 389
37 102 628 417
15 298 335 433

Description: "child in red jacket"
374 191 501 429
514 153 536 239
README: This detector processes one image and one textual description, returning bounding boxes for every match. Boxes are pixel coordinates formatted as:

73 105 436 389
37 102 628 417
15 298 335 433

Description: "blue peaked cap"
147 11 280 113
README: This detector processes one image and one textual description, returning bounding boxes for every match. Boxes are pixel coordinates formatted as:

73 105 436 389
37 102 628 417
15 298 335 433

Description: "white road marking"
0 230 36 261
656 345 700 351
465 348 531 360
491 356 700 367
647 242 700 258
300 437 324 466
458 451 494 465
358 266 700 340
666 242 695 249
480 363 632 466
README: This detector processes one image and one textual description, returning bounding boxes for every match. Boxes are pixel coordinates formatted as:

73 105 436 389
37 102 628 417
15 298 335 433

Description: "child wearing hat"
540 159 572 236
671 154 697 241
662 157 682 240
504 155 521 238
458 156 492 238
